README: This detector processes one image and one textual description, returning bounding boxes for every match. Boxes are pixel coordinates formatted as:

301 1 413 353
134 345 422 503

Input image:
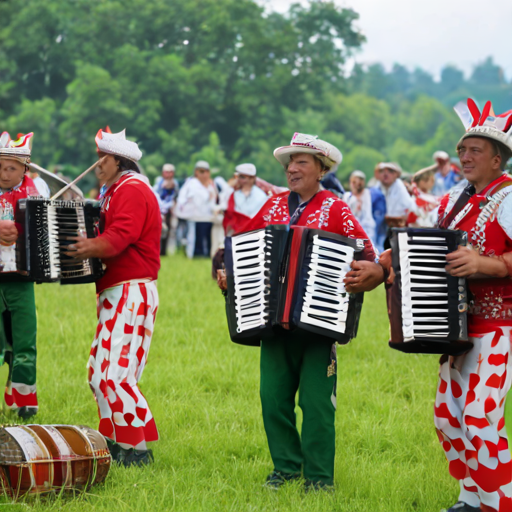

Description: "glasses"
197 169 209 173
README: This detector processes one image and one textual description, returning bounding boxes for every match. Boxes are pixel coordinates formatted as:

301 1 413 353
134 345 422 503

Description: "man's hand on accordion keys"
344 259 386 293
66 236 99 261
0 220 18 245
446 245 509 278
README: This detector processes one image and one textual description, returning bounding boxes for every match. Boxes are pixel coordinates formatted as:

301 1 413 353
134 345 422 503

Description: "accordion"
224 225 365 346
388 227 471 355
13 198 104 284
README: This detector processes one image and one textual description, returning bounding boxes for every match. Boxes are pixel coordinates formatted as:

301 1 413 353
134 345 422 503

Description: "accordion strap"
438 185 475 229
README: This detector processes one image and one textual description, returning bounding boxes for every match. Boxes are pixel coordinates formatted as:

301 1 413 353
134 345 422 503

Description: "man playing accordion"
68 128 161 467
218 133 385 491
368 99 512 512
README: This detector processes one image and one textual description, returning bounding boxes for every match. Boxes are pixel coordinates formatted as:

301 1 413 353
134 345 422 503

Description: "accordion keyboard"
398 232 452 340
299 234 354 333
231 230 271 333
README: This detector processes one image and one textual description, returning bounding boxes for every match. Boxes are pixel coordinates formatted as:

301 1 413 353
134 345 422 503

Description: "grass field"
1 254 510 511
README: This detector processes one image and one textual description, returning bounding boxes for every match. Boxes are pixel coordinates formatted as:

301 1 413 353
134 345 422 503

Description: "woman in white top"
343 170 376 243
176 160 217 258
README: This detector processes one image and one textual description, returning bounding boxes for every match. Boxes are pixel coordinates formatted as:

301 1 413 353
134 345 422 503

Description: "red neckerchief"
223 192 250 236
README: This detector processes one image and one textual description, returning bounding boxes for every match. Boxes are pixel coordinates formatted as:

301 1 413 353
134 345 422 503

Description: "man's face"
195 167 210 184
162 170 174 180
0 158 26 189
95 154 120 185
377 166 398 187
349 176 365 194
457 137 500 185
237 173 254 187
286 153 323 196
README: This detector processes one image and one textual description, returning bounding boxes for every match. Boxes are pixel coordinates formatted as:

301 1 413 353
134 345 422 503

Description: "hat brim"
274 146 337 170
0 155 30 166
459 132 512 155
98 149 142 173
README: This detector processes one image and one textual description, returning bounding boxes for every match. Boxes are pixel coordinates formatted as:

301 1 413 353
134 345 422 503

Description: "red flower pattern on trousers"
88 281 159 447
434 327 512 512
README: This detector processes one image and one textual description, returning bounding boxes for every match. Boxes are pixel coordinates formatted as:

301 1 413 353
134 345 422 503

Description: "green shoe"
263 470 301 490
304 479 334 493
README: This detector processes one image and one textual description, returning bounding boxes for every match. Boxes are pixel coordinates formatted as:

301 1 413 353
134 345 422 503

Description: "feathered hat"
95 127 142 172
273 133 342 171
0 132 33 165
454 98 512 159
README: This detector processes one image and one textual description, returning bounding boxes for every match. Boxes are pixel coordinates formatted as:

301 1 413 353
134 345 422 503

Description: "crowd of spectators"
151 150 465 258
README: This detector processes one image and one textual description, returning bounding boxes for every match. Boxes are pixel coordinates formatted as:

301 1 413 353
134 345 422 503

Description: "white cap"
235 163 256 176
194 160 210 170
433 150 450 161
376 162 402 176
350 170 366 180
95 128 142 172
162 163 175 172
274 133 342 170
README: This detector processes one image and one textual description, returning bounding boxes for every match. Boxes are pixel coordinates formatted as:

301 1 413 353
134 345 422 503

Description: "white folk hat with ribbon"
0 132 33 165
95 127 142 172
454 98 512 156
273 133 342 171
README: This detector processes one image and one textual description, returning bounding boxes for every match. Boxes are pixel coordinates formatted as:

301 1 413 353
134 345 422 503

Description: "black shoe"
304 479 334 493
122 448 154 467
106 439 124 463
263 470 301 490
442 502 481 512
17 407 37 420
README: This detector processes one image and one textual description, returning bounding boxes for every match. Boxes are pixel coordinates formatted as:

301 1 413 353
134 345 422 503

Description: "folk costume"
239 134 376 487
88 129 161 462
0 133 41 418
434 99 512 512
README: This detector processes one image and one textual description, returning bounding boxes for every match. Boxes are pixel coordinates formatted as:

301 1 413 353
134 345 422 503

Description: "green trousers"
260 328 337 485
0 282 37 393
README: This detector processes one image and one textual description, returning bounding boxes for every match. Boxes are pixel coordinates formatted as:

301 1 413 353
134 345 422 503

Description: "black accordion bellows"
224 225 365 346
388 227 471 355
15 198 104 284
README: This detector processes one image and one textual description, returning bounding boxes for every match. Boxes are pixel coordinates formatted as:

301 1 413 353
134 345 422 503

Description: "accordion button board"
389 227 471 355
14 198 104 284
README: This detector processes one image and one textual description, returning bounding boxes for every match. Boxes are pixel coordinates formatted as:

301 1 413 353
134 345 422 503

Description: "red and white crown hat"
0 132 33 164
274 133 342 171
454 98 512 154
95 127 142 170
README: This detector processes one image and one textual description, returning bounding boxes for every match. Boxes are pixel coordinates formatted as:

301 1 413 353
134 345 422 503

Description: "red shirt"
240 190 377 262
438 173 512 327
96 173 161 293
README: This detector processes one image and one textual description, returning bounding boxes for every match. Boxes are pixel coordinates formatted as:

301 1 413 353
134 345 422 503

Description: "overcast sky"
261 0 512 80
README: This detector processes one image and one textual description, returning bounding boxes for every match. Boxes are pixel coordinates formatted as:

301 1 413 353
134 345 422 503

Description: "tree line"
1 0 511 187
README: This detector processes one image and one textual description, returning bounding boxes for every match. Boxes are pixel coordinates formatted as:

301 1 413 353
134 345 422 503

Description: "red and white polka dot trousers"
88 281 159 448
434 326 512 512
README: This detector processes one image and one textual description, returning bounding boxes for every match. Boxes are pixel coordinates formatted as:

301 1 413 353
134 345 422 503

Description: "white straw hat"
273 133 342 170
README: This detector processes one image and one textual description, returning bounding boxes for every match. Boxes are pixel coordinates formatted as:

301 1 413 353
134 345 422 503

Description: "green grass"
0 254 508 510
